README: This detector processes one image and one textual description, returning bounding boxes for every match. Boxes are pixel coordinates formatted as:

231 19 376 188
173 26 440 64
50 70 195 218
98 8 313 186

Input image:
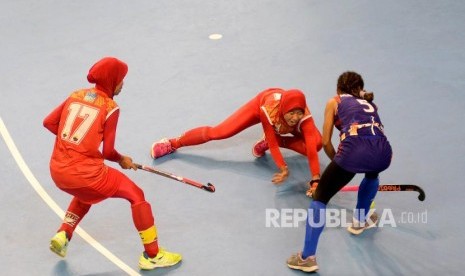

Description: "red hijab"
87 57 128 98
280 89 307 115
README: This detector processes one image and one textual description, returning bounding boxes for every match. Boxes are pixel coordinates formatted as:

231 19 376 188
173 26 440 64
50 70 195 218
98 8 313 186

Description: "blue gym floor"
1 1 464 275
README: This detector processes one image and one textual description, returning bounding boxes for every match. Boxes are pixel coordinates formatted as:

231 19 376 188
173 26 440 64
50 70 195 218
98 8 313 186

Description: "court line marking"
0 116 140 276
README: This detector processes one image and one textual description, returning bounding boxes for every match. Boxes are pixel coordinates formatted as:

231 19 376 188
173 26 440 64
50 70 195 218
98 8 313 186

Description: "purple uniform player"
287 71 393 272
333 93 391 173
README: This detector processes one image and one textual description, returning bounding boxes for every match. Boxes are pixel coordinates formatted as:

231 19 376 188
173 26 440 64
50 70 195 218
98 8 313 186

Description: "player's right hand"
119 155 137 170
272 166 289 184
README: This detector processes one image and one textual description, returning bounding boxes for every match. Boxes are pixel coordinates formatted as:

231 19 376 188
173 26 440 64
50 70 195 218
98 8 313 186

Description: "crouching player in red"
43 57 181 270
150 88 322 195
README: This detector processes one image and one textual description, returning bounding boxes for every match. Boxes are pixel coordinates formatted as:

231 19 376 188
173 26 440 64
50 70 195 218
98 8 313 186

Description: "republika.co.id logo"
265 208 427 228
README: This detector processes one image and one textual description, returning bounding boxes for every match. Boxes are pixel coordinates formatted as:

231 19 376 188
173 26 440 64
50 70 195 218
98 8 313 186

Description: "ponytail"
359 90 374 102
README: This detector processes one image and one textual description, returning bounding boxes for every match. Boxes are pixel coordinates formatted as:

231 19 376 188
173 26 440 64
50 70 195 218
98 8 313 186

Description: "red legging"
57 167 159 256
172 95 311 155
173 97 261 147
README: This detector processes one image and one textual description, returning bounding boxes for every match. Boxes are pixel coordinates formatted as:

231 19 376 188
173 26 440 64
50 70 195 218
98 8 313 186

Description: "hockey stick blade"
202 183 216 193
341 184 425 201
135 164 216 193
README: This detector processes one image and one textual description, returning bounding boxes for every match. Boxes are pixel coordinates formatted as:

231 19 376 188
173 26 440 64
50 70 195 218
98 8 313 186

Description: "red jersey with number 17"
49 88 119 188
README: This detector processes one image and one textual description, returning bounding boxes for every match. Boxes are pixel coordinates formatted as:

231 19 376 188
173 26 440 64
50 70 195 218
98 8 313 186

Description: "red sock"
169 138 181 149
132 201 159 257
58 197 91 240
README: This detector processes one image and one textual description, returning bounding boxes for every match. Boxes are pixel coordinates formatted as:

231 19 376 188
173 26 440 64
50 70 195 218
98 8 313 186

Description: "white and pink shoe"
252 137 269 158
150 138 176 159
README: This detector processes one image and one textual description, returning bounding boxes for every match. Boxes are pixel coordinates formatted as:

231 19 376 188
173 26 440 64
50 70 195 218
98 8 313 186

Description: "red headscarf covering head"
280 89 307 115
87 57 128 98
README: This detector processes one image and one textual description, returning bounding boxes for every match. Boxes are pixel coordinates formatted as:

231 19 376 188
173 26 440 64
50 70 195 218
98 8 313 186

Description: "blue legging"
302 161 379 258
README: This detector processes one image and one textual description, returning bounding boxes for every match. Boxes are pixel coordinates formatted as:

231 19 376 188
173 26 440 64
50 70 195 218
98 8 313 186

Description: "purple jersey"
334 94 385 138
333 94 392 173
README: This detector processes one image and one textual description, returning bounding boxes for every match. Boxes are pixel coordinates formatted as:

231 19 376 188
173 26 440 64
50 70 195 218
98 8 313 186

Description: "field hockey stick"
341 184 425 201
135 164 215 193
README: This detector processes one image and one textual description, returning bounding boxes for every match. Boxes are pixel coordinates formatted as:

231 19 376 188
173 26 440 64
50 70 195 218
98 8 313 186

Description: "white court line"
0 117 140 276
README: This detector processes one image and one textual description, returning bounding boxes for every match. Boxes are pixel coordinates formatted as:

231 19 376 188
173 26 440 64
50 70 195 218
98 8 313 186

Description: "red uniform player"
44 57 181 270
151 88 322 194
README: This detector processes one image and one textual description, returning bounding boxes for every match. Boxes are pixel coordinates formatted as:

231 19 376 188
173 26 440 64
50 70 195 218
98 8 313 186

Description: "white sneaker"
347 211 379 235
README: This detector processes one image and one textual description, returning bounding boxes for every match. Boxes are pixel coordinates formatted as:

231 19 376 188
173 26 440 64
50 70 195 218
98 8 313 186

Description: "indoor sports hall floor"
1 1 464 275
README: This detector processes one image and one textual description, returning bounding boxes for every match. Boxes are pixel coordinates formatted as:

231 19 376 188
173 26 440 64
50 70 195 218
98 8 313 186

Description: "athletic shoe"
139 248 182 270
50 231 69 258
151 138 176 159
287 252 318 272
347 211 379 235
252 137 269 157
